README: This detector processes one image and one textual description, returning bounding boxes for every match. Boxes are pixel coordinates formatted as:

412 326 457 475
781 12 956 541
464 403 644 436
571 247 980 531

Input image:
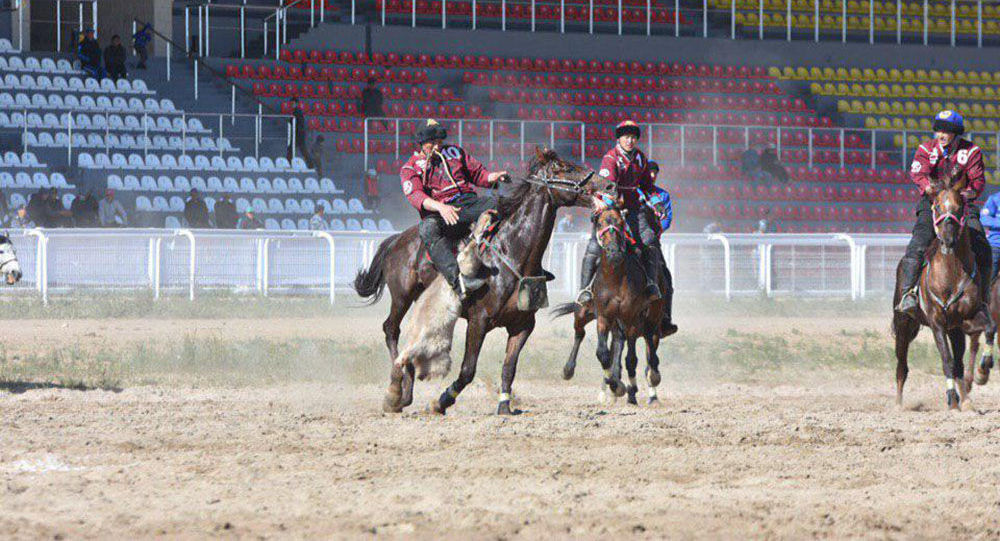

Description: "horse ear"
534 146 546 161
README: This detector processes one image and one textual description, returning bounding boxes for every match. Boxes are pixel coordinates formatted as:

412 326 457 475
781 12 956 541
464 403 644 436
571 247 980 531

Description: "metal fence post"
950 0 956 47
709 234 731 300
923 0 928 45
841 0 846 42
314 231 336 304
177 230 196 301
815 0 820 41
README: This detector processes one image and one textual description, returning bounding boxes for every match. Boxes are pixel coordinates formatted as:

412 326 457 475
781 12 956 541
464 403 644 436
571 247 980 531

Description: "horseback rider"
401 119 509 299
577 120 676 333
643 161 677 335
896 110 992 316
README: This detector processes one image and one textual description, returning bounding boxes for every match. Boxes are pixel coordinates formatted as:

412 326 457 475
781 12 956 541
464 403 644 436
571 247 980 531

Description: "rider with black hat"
400 119 509 299
577 120 677 335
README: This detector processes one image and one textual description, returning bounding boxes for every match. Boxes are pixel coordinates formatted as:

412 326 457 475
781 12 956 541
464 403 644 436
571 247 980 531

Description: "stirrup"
575 286 593 305
895 287 919 314
458 274 487 300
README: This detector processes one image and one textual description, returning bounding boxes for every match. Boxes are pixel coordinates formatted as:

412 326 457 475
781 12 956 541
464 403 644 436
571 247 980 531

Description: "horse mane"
497 180 535 218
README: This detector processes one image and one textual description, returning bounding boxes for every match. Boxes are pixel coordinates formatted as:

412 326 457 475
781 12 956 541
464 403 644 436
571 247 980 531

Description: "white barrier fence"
1 229 909 303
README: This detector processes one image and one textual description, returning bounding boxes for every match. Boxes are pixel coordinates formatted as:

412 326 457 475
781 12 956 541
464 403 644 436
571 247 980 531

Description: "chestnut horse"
892 172 995 410
553 206 666 405
354 148 598 415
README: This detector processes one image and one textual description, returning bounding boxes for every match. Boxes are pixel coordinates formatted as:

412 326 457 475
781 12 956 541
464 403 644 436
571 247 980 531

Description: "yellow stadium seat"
989 120 998 131
822 67 836 80
878 117 892 129
901 69 915 82
849 68 864 81
927 69 942 82
769 66 783 78
810 82 823 94
888 68 902 81
809 66 823 79
823 82 837 94
916 102 931 115
977 71 992 84
915 69 929 81
971 103 985 117
864 83 878 95
837 100 851 113
850 99 864 113
876 83 891 96
836 67 850 81
929 85 943 97
891 118 905 129
904 102 918 114
984 87 997 99
984 104 997 116
889 101 903 114
874 68 888 81
903 84 917 96
918 118 932 130
864 117 879 129
969 86 983 100
892 134 903 146
847 0 861 13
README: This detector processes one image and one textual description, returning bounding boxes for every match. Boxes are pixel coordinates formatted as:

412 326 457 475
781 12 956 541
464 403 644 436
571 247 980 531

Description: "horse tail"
549 302 578 319
353 233 398 304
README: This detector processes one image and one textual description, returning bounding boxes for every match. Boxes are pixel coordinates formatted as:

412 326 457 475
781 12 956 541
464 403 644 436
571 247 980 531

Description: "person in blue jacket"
638 160 675 335
979 189 1000 279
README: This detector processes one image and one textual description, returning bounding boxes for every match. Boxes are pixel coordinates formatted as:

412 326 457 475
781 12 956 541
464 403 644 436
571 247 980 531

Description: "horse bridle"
933 206 966 231
0 243 18 275
522 170 596 196
595 222 624 249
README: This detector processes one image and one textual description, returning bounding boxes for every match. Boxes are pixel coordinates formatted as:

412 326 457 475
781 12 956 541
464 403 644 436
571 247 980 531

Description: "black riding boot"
659 260 678 336
641 247 662 299
895 256 922 316
576 249 599 305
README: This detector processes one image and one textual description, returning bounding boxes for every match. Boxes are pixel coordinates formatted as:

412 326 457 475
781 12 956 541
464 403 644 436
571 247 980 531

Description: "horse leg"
383 295 414 413
948 328 970 407
429 318 487 415
930 326 961 409
644 331 661 405
563 306 590 381
965 308 996 386
610 325 627 398
965 331 980 389
624 335 639 405
595 317 625 401
893 312 919 408
498 317 535 416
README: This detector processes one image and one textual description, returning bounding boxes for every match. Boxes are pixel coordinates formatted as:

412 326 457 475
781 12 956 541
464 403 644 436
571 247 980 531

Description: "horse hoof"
497 400 523 415
383 391 404 413
647 369 661 387
946 389 961 410
975 368 991 386
562 363 576 381
647 396 660 407
612 382 627 398
427 399 446 416
660 323 678 338
626 385 639 405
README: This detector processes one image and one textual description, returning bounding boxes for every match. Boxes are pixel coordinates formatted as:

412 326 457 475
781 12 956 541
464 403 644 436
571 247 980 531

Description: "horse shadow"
0 380 123 394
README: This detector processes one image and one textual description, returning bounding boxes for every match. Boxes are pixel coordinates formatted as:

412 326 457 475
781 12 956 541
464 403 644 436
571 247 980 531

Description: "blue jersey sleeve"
660 190 673 231
981 193 1000 229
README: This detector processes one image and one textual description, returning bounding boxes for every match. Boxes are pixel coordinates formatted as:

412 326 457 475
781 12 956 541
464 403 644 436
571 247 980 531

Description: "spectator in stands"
287 97 313 167
360 78 386 129
309 204 328 230
702 220 722 234
27 189 50 227
78 28 104 79
739 147 760 181
99 189 128 226
0 189 8 223
71 190 99 227
979 190 1000 279
759 145 789 183
184 189 211 228
9 206 34 229
213 193 238 229
364 168 380 211
756 208 776 233
237 210 263 230
133 23 152 70
311 135 325 177
104 35 127 81
47 188 73 227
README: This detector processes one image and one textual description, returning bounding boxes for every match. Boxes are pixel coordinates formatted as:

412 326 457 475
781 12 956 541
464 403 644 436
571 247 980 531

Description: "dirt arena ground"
5 299 1000 539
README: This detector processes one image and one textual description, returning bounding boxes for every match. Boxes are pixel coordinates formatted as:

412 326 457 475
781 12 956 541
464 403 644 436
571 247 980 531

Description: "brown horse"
553 206 666 405
893 174 995 410
354 148 599 415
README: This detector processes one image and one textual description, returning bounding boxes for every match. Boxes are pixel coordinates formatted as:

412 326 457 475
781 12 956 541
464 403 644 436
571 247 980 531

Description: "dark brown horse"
893 174 995 410
553 206 666 405
354 148 598 415
962 275 998 387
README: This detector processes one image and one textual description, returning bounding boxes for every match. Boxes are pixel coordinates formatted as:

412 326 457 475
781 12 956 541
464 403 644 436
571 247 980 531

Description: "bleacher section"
0 44 382 231
226 48 918 232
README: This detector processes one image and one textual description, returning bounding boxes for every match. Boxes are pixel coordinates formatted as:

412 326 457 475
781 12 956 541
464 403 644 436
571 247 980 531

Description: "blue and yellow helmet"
933 110 965 135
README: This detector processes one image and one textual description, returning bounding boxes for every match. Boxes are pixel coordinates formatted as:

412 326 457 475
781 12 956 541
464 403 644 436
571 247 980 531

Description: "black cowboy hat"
614 120 641 139
415 119 447 144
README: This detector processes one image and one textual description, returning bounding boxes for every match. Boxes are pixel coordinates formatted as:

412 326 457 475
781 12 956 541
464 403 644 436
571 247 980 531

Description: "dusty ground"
5 304 1000 539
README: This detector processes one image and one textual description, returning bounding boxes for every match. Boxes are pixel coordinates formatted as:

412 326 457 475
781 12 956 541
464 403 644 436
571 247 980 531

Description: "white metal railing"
2 229 909 303
363 117 586 170
184 0 1000 52
31 0 98 53
639 122 1000 171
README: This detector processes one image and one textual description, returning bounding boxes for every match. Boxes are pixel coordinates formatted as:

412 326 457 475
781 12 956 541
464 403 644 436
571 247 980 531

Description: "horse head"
929 164 967 253
0 234 23 285
526 146 597 208
594 205 627 266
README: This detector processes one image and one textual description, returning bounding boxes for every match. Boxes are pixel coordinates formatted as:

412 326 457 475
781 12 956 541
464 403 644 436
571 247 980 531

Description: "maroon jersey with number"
598 145 655 209
400 145 491 216
910 138 985 200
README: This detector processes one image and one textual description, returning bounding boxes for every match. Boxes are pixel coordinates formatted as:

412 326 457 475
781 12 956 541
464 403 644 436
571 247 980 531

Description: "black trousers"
902 196 991 295
418 192 497 288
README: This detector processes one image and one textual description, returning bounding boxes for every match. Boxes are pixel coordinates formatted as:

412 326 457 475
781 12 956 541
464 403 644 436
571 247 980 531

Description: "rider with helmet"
577 120 677 334
400 119 509 299
896 110 992 316
642 160 677 335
